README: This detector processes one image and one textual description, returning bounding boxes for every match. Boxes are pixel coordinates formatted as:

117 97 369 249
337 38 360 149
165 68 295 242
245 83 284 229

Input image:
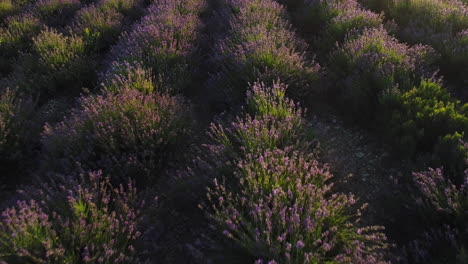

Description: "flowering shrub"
102 62 155 94
35 0 80 26
42 88 193 183
100 0 142 18
408 167 468 263
0 88 35 164
328 27 436 122
0 170 143 264
204 150 388 264
388 0 467 37
31 28 92 93
415 168 467 224
199 82 388 263
72 5 124 51
207 82 308 161
295 0 383 52
102 0 205 94
0 14 42 72
208 0 320 104
361 0 468 94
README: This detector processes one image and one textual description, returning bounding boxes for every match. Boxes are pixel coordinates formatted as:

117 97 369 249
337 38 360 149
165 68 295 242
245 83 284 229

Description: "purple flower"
296 240 305 249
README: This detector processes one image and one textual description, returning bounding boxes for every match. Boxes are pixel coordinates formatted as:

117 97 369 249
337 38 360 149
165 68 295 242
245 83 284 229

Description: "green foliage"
382 79 468 181
33 29 85 68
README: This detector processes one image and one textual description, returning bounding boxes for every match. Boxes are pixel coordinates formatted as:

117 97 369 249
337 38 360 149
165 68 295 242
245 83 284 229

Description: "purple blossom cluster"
414 168 467 219
41 88 193 183
200 81 388 263
0 170 143 264
208 0 320 104
101 0 205 94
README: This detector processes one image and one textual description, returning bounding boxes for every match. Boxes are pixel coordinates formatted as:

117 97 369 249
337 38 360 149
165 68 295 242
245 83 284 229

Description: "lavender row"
0 0 37 24
0 0 147 180
285 0 467 181
2 0 146 99
206 0 320 107
195 81 388 263
101 0 206 95
0 0 207 261
360 0 468 97
41 88 193 183
0 0 85 74
283 0 468 261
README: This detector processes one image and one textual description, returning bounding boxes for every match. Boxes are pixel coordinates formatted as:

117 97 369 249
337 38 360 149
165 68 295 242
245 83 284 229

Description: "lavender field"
0 0 467 263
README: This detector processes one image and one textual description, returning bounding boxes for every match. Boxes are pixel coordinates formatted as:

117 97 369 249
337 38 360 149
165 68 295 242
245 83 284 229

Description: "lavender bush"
102 0 205 94
29 28 92 94
200 82 388 263
71 0 144 52
0 13 41 72
0 88 35 164
0 170 143 263
71 5 124 51
406 167 468 263
328 26 437 122
361 0 468 94
208 0 320 105
206 82 308 161
35 0 80 26
102 62 155 94
100 0 142 18
41 88 193 183
204 149 388 263
294 0 383 52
